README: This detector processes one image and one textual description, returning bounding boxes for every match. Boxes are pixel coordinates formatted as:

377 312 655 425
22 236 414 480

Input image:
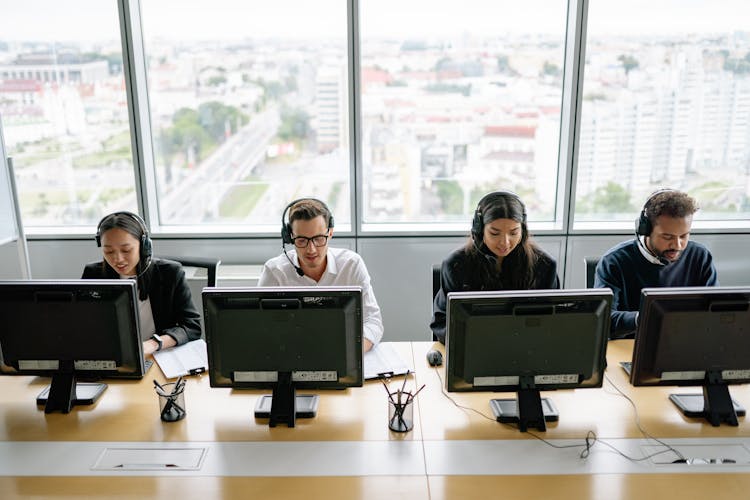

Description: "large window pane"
576 0 750 228
360 0 568 229
0 1 137 228
140 0 350 228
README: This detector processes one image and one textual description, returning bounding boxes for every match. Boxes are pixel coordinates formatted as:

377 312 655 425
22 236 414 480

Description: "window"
575 0 750 229
359 0 569 230
140 0 351 230
0 1 137 229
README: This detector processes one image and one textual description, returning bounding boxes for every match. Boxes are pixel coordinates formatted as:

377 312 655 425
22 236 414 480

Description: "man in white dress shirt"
258 198 384 351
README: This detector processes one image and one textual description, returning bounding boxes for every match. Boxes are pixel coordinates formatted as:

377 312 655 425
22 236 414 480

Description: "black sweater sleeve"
150 260 201 345
82 259 201 345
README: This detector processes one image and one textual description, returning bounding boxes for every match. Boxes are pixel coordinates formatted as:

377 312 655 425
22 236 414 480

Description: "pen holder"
388 392 414 432
157 382 186 422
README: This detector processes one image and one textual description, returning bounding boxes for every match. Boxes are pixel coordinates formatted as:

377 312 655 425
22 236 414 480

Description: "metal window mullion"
349 0 362 248
119 0 159 231
560 0 589 236
557 0 589 283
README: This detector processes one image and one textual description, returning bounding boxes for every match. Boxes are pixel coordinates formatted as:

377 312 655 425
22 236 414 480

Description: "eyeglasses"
292 234 329 248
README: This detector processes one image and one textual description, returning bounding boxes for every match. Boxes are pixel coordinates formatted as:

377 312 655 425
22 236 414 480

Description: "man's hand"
363 338 374 352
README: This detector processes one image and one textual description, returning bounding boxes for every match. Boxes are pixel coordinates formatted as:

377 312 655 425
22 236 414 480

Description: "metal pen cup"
157 382 186 422
388 392 414 432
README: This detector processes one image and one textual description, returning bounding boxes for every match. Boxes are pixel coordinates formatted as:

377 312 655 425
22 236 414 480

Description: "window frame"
11 0 750 239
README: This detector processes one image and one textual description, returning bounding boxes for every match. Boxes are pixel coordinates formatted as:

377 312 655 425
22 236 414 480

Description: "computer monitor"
0 280 145 413
630 286 750 427
203 286 363 428
445 289 612 432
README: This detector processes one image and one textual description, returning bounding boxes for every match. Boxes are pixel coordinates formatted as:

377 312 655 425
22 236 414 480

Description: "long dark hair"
96 212 152 300
465 192 542 290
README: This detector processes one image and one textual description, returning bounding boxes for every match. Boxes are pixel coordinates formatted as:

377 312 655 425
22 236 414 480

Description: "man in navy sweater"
595 190 718 338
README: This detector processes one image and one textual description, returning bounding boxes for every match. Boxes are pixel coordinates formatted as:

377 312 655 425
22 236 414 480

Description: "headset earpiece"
139 230 153 260
635 208 652 236
471 209 484 244
281 222 293 245
280 198 334 245
635 189 677 236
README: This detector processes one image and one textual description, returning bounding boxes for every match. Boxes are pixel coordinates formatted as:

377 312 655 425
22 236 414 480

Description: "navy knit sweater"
594 239 718 338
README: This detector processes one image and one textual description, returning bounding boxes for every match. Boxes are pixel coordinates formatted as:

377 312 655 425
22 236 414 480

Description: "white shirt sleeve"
350 254 384 346
257 262 280 286
258 248 384 346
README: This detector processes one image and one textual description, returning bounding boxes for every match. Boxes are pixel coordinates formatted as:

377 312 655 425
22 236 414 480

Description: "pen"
407 384 426 404
400 370 410 395
153 379 167 395
174 376 184 395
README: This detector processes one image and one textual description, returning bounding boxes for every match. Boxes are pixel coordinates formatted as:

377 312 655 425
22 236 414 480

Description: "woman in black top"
430 192 560 343
82 211 201 355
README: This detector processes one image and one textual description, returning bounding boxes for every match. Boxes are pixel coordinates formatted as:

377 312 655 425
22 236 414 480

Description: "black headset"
280 198 334 245
470 191 527 245
95 211 153 263
635 189 677 236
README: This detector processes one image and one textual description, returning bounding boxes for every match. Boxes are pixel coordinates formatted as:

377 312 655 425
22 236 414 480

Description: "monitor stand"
490 388 559 432
37 372 107 414
669 372 745 427
253 372 319 427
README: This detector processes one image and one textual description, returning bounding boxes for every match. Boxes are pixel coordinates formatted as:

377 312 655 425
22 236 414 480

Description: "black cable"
603 372 686 461
432 366 686 462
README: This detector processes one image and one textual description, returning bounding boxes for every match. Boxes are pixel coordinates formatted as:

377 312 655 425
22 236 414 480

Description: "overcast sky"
0 0 748 42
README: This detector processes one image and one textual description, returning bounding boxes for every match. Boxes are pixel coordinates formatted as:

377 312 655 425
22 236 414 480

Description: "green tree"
436 180 463 214
497 55 510 73
618 54 639 75
197 101 246 141
278 107 311 141
255 78 284 101
159 108 212 160
579 182 635 214
206 75 227 86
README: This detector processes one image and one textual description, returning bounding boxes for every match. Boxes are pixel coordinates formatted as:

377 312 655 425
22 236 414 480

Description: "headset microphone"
635 234 671 266
284 246 305 277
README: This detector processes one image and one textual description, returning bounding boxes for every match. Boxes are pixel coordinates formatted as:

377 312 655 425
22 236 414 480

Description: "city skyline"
1 12 749 227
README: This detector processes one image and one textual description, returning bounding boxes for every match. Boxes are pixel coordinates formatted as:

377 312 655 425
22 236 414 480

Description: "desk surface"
2 341 750 500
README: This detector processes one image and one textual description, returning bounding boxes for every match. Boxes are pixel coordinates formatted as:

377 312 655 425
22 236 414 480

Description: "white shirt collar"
292 248 339 277
637 235 665 265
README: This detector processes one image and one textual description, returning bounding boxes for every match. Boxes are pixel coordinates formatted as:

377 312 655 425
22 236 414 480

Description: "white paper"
153 339 208 379
363 342 412 380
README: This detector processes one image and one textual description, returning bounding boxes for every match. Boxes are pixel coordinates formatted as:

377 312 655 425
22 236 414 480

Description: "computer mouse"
426 349 443 367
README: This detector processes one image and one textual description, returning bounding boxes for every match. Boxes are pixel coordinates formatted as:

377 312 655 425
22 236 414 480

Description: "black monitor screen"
446 289 611 431
630 286 750 426
0 280 144 413
203 286 363 427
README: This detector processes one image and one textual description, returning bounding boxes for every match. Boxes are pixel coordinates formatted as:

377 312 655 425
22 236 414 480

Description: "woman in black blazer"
430 192 560 344
83 211 201 355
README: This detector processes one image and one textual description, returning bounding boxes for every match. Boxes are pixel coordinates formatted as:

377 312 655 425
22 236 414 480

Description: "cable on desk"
434 367 595 458
432 366 686 463
602 372 686 462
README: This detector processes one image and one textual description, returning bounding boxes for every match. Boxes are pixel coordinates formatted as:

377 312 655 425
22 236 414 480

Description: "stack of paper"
153 339 208 379
363 342 412 380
